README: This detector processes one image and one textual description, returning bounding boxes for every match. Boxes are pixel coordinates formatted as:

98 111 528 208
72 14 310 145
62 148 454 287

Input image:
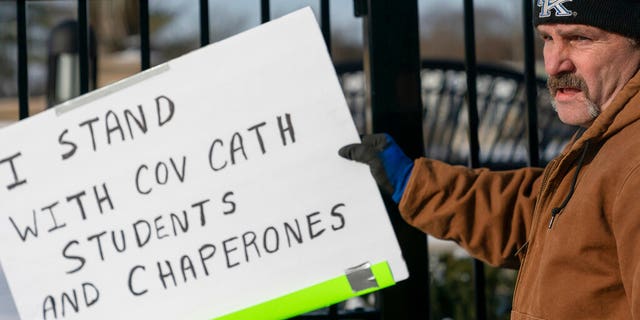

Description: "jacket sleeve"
398 158 543 268
611 165 640 319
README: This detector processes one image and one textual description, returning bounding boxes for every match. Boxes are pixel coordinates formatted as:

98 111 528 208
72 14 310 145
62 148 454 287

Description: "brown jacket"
399 70 640 319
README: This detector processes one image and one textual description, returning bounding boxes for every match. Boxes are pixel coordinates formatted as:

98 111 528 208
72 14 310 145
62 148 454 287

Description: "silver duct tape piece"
55 63 170 116
345 262 379 293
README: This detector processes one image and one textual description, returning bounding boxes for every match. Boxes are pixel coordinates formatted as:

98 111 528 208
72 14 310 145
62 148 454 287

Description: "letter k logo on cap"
537 0 574 18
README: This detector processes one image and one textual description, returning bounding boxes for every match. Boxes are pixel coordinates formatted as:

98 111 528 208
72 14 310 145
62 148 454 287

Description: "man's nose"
544 43 575 76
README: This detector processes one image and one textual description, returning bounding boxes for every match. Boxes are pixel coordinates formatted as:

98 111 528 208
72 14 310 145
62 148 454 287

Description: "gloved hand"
339 133 414 203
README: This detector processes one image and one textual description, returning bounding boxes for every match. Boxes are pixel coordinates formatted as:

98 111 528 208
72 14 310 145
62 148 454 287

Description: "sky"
152 0 521 45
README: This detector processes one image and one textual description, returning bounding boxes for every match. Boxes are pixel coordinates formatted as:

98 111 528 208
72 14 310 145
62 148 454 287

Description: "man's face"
538 24 640 127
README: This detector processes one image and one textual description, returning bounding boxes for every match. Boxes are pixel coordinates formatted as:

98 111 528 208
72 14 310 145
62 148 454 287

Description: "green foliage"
430 253 516 320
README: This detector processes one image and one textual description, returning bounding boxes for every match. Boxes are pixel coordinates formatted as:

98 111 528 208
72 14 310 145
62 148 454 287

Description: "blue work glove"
339 133 414 203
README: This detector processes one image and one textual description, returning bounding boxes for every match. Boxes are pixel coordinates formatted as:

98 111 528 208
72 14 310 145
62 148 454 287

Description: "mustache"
547 73 589 96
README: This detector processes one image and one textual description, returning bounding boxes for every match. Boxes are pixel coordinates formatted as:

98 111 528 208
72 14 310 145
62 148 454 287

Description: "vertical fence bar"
200 0 210 47
463 0 480 166
363 1 430 318
261 0 270 23
320 0 331 55
139 0 150 71
353 0 367 17
327 305 337 320
17 0 29 119
523 0 540 167
462 1 487 319
78 0 89 94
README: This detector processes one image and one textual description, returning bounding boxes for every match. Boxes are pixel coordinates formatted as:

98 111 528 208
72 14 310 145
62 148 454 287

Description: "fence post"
461 1 488 319
200 0 210 47
522 0 540 167
77 0 91 94
139 0 150 71
361 1 430 318
320 0 331 55
17 0 29 119
261 0 270 23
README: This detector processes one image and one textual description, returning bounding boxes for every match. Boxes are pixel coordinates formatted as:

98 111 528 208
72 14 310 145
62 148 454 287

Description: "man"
340 1 640 319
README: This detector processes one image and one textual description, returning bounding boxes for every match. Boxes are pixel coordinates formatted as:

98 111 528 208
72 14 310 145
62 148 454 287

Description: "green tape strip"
213 261 396 320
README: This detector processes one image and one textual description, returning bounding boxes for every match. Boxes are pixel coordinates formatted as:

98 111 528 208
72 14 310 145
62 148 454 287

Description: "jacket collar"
568 69 640 152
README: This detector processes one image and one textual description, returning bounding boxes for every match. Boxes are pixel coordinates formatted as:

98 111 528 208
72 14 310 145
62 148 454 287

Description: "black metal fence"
6 1 574 319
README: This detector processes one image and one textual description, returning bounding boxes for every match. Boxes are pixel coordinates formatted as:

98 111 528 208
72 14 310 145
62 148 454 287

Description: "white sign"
0 8 407 320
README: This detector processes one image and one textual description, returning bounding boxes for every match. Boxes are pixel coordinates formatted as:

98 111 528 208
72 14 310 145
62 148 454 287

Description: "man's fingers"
339 133 390 161
338 143 377 163
361 134 389 151
338 133 406 199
